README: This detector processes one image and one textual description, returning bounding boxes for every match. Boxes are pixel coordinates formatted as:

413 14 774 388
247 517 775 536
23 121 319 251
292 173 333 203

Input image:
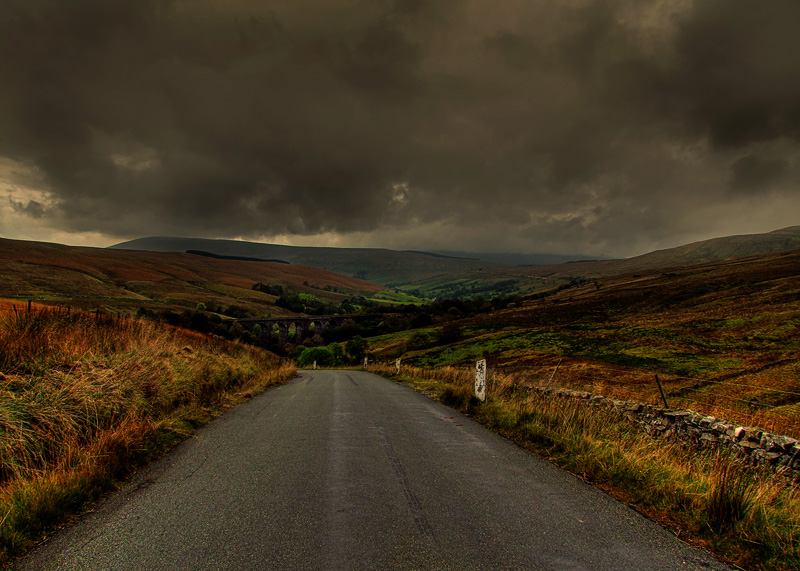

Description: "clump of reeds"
0 306 296 562
707 454 757 528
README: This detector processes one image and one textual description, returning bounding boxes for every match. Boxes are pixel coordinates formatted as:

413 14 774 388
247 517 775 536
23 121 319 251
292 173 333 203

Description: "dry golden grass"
375 364 800 571
0 306 296 562
389 357 800 439
0 300 53 316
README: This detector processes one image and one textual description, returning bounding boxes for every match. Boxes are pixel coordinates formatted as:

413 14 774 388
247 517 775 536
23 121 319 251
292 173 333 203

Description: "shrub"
329 342 344 365
410 313 433 328
437 322 463 344
297 346 334 368
345 336 368 362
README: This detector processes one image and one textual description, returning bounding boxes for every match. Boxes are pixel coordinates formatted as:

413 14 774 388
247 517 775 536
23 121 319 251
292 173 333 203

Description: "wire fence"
383 355 800 438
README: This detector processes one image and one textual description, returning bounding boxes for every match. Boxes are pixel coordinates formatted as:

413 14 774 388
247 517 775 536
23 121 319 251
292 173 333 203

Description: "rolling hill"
110 237 496 285
518 225 800 279
397 225 800 297
0 237 382 317
111 226 800 299
367 247 800 437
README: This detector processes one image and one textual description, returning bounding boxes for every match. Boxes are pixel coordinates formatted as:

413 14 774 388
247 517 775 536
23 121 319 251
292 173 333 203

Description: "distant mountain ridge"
632 225 800 267
429 251 611 266
110 237 499 284
111 226 800 296
516 225 800 279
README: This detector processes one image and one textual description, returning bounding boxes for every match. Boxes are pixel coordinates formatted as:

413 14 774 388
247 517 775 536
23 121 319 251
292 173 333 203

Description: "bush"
297 346 335 368
410 313 433 328
409 331 433 350
345 336 368 362
329 342 344 365
437 322 463 344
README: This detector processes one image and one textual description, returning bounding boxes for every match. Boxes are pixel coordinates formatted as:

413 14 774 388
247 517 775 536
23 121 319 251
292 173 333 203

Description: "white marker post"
475 359 487 402
363 357 368 369
395 358 401 374
313 361 317 370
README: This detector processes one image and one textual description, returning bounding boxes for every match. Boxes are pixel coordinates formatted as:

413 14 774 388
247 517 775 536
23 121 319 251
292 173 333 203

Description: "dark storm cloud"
10 199 46 219
673 1 800 148
729 154 790 194
1 0 799 253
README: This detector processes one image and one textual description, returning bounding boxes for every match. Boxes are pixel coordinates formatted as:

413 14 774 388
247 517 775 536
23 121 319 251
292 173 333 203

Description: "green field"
365 250 800 437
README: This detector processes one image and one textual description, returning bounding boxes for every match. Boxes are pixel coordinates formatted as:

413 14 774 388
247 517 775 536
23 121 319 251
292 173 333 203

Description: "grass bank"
373 364 800 571
0 306 296 564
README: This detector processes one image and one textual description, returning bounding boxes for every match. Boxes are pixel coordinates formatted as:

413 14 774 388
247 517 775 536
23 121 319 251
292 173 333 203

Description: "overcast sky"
1 0 799 257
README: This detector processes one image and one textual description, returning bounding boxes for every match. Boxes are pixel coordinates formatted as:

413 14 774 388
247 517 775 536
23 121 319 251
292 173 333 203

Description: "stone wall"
536 387 800 473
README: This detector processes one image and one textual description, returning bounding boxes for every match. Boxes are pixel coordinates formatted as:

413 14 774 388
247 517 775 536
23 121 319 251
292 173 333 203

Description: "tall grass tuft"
707 454 757 529
0 306 296 563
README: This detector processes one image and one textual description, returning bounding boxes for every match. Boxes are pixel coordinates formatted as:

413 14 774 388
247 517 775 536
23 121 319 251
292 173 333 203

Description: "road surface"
16 370 730 570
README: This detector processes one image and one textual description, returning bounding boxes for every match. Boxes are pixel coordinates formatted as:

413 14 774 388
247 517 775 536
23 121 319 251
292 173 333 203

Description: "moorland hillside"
113 227 800 300
368 248 800 436
0 237 382 317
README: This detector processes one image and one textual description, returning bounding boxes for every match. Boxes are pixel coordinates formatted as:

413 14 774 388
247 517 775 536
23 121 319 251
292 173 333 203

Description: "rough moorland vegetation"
0 301 295 563
315 251 800 569
366 250 800 438
373 364 799 571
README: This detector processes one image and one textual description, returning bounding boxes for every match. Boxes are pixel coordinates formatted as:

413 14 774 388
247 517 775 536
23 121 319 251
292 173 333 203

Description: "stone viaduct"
236 314 369 348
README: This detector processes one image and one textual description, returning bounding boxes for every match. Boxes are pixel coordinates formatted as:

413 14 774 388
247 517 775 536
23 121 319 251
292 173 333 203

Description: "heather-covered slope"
0 237 382 316
110 236 495 285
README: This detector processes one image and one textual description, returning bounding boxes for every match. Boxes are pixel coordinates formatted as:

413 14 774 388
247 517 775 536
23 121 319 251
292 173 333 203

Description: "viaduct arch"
236 314 369 348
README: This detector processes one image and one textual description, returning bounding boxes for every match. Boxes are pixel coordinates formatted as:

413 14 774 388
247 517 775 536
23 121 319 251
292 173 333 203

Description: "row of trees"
294 336 368 367
396 280 522 300
136 307 262 345
135 288 527 358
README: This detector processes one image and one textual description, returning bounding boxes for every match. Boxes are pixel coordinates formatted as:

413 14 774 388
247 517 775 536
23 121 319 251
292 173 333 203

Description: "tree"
410 313 433 328
190 310 209 332
229 322 244 339
297 346 335 367
437 322 463 344
302 333 324 347
409 331 432 350
345 336 368 363
329 342 344 365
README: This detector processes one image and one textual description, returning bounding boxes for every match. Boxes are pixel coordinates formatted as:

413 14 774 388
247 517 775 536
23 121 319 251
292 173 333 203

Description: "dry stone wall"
537 387 800 473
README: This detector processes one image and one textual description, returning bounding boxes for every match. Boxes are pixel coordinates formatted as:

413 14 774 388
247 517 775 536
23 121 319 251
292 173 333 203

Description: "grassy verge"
372 364 800 571
0 307 296 564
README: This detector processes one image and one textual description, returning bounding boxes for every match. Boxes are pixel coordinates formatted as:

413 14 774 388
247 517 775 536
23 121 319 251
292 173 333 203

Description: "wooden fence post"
544 359 562 390
655 375 669 408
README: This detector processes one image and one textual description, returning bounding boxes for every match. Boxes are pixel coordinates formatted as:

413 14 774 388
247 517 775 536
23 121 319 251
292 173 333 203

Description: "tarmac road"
16 370 731 570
